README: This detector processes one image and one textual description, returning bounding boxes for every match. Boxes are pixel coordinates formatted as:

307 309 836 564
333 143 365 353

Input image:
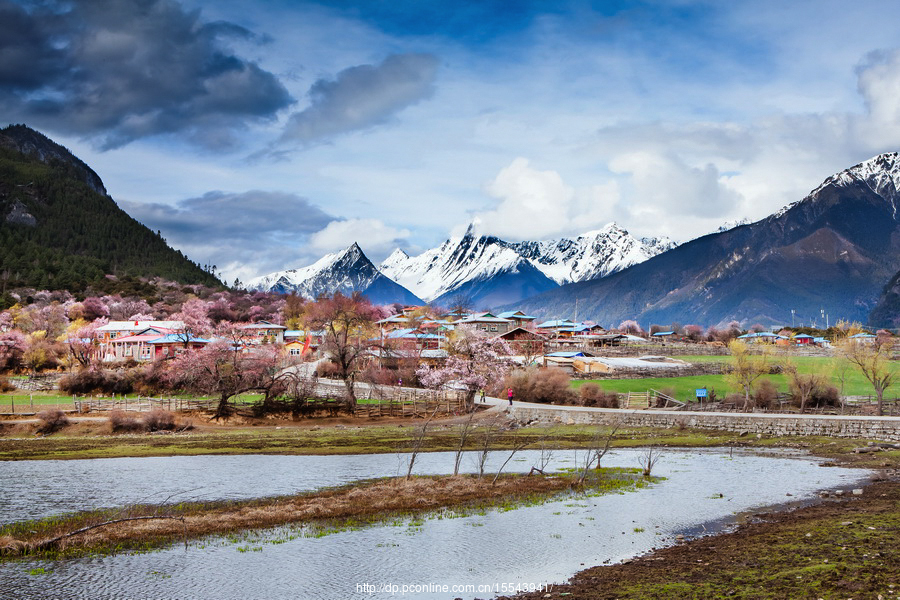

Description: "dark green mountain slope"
0 125 221 294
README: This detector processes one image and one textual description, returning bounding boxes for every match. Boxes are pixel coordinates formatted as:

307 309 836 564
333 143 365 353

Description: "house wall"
508 406 900 442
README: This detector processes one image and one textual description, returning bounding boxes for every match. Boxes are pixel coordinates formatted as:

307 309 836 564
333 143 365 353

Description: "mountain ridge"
506 152 900 327
0 124 222 297
379 222 674 307
246 243 423 305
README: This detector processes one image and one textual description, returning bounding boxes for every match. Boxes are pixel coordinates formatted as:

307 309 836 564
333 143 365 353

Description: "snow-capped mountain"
246 243 423 305
379 223 675 306
510 151 900 327
379 226 558 307
510 223 676 284
716 218 750 233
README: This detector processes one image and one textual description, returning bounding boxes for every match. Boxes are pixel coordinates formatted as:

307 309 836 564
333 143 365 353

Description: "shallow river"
0 448 869 599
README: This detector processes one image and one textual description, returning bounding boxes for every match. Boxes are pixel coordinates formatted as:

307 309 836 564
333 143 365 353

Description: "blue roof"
497 311 536 320
536 319 575 328
793 334 814 339
148 334 211 344
384 328 444 340
652 331 675 336
546 351 586 357
850 333 876 338
738 332 783 339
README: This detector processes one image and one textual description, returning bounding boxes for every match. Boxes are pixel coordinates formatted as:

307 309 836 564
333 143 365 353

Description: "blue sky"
4 0 900 283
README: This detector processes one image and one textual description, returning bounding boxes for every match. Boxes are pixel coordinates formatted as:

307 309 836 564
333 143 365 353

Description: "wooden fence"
353 389 468 418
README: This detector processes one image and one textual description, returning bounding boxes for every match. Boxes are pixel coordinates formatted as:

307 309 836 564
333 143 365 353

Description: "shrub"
142 410 176 431
753 379 779 409
131 361 169 396
580 383 620 408
724 392 744 406
36 409 69 434
109 409 143 433
314 361 341 379
503 367 576 405
0 377 14 393
60 368 134 395
809 385 841 408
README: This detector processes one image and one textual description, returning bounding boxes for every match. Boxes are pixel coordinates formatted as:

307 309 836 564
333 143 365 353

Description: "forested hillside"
0 125 221 299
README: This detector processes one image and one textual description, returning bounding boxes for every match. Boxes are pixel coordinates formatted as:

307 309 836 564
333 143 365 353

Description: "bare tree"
453 408 477 476
491 432 545 485
529 440 555 476
785 364 826 413
839 336 895 416
576 420 622 486
725 340 771 410
638 445 662 477
406 405 441 480
476 423 498 478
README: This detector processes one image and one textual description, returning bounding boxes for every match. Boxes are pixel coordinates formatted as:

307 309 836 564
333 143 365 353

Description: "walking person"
507 387 514 406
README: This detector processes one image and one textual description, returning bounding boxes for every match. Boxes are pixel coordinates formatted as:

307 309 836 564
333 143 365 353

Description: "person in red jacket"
507 387 514 406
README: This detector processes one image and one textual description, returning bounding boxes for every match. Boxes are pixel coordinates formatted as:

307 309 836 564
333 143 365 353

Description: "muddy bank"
504 452 900 599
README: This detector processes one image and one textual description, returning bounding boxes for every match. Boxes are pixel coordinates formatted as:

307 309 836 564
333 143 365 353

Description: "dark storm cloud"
0 0 293 149
122 190 334 241
121 190 337 278
280 53 438 144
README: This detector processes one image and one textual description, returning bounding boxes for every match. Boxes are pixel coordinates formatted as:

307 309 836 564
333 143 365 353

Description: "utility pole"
791 309 795 328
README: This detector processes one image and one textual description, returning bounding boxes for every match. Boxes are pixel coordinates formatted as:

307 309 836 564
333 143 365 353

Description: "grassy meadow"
571 354 900 403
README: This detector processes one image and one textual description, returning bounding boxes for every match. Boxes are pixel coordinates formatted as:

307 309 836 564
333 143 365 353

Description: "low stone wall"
575 362 730 380
11 375 62 392
510 405 900 442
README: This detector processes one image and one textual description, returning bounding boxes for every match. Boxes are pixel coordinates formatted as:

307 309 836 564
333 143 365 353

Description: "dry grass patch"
2 471 643 559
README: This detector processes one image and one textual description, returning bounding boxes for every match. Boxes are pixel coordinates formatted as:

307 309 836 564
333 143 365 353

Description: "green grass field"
571 354 900 402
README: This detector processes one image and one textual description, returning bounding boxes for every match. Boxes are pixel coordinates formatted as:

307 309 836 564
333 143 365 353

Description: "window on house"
490 326 498 332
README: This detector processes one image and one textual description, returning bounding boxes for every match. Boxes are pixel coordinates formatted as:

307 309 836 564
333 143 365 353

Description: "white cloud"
474 158 575 240
308 218 411 259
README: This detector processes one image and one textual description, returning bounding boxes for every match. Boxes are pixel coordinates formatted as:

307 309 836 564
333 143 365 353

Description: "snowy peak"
510 223 676 285
247 244 422 304
379 222 677 304
775 152 900 219
716 218 750 233
380 229 536 303
383 248 409 266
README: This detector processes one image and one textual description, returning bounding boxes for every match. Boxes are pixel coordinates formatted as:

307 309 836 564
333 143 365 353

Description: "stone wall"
510 405 900 442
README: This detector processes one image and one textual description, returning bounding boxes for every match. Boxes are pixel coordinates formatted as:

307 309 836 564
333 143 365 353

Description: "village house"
496 310 538 330
375 314 412 331
148 334 211 359
456 312 513 334
105 327 210 361
96 320 184 360
382 328 445 350
238 320 287 344
494 327 548 362
535 319 578 336
284 330 325 357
